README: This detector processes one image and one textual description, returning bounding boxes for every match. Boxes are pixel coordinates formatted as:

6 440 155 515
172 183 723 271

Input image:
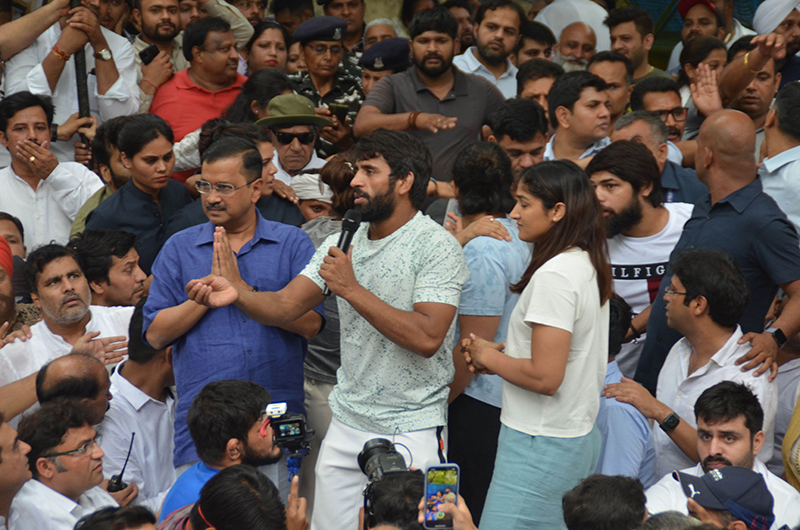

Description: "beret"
358 37 411 72
293 16 348 44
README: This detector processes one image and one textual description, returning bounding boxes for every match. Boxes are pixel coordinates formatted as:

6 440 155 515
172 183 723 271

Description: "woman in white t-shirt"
463 160 612 530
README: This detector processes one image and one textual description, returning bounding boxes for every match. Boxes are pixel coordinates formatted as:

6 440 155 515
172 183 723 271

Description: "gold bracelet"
744 51 761 74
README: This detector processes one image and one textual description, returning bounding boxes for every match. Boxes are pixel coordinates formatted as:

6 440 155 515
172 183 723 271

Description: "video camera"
266 403 312 454
358 439 410 530
265 403 313 478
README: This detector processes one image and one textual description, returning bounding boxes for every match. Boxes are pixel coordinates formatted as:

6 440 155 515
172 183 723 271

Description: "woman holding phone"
463 160 611 530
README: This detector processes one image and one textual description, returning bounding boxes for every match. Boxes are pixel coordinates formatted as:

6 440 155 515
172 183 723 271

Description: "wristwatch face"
769 328 788 348
97 48 112 61
662 413 680 431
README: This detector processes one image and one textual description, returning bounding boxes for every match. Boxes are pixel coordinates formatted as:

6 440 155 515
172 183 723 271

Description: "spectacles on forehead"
272 132 316 145
45 438 99 459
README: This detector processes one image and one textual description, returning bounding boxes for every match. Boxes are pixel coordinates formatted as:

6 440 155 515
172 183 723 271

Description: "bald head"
697 110 757 187
36 353 111 425
558 23 596 71
699 110 756 162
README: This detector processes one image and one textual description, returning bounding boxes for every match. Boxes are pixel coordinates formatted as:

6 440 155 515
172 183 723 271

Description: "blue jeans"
480 424 601 530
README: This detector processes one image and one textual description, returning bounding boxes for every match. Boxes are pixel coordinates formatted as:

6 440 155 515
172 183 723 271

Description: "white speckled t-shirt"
300 211 469 433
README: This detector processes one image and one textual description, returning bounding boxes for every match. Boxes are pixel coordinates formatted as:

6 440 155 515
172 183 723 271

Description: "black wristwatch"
660 412 680 433
766 327 788 349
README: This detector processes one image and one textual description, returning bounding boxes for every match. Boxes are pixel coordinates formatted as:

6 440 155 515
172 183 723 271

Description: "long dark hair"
510 160 611 304
677 35 726 88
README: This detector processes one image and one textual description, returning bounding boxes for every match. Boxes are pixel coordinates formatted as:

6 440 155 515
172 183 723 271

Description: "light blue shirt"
595 360 656 486
457 218 530 408
760 144 800 236
452 47 518 99
543 135 610 161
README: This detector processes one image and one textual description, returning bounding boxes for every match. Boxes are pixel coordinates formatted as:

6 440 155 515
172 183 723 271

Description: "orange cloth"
0 236 12 276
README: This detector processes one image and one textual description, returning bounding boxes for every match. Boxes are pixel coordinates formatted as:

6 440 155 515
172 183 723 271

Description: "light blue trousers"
480 424 601 530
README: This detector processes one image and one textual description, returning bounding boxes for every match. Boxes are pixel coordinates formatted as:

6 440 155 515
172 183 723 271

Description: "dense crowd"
1 0 800 528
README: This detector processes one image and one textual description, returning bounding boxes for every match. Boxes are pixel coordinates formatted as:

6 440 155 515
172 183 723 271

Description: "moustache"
60 293 84 307
205 203 227 211
702 455 732 468
423 53 444 62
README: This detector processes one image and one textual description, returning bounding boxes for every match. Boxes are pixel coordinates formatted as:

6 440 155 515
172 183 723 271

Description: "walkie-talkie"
108 432 135 493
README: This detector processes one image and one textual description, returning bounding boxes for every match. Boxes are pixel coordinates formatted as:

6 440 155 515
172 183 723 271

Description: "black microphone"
107 432 135 493
322 209 362 297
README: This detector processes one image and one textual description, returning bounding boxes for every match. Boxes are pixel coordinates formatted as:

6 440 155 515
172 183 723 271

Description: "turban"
291 172 334 203
0 236 12 277
754 0 800 34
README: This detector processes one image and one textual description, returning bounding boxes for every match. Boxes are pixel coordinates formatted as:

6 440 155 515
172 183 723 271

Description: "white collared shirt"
4 24 139 163
98 363 177 514
543 134 610 162
645 460 800 530
9 480 117 530
274 150 327 185
452 47 518 99
0 306 134 426
760 144 800 236
0 162 103 249
652 327 778 480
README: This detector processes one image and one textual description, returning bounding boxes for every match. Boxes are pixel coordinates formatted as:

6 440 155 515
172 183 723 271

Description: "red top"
150 69 246 182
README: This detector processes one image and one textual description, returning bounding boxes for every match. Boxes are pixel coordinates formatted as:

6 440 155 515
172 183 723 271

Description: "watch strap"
766 327 788 348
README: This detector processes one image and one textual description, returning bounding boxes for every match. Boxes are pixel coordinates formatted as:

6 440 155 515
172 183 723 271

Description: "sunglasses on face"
272 131 316 145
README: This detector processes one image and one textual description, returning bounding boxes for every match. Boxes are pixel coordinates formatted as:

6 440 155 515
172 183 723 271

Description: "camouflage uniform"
289 66 364 158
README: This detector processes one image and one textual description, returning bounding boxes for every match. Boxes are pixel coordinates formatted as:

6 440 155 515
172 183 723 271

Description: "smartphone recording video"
424 464 460 529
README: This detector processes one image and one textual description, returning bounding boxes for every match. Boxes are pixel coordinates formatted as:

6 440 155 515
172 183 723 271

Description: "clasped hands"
185 226 247 308
461 333 504 375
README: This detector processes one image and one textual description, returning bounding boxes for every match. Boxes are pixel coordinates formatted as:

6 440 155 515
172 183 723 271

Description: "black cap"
675 468 774 530
292 16 348 44
358 37 411 72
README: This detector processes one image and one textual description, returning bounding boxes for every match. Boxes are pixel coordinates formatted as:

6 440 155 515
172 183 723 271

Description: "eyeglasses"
308 44 343 56
46 439 98 459
665 288 687 297
651 107 687 123
195 179 254 196
272 132 316 145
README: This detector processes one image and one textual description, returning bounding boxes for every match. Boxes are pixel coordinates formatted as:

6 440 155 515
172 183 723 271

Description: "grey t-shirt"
302 216 343 384
362 66 505 182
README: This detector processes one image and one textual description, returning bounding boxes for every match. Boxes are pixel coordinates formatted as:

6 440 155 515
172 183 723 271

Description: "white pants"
310 417 446 530
300 377 336 519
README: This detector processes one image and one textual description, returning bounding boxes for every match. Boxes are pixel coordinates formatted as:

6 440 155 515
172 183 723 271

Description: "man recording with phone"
185 129 468 530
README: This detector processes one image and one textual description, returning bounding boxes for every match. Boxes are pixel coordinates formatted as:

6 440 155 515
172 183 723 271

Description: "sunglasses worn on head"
273 132 316 145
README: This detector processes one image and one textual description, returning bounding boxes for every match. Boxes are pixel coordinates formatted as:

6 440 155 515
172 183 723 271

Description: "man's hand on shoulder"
71 331 128 365
186 274 240 308
736 331 779 380
602 377 668 421
0 323 33 348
